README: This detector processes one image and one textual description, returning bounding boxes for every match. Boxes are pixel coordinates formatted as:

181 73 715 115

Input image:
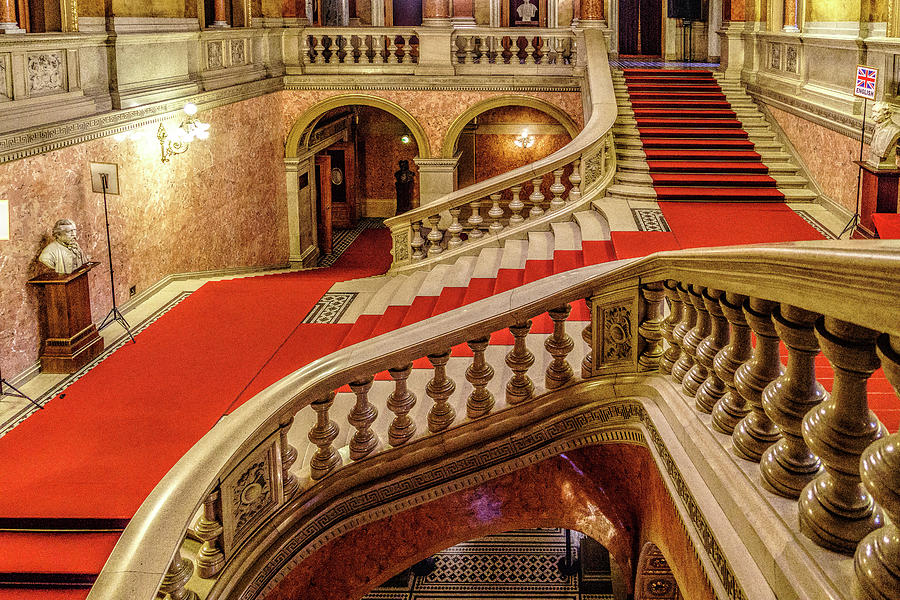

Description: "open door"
315 154 333 255
327 141 357 229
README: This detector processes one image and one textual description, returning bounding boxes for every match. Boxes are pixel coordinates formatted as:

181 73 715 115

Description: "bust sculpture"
517 0 538 22
39 219 85 275
867 102 900 169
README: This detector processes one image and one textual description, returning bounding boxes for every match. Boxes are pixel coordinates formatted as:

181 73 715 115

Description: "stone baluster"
659 280 683 375
466 336 495 418
302 35 312 63
468 200 484 240
760 305 825 498
545 305 575 389
711 293 753 434
682 285 711 398
854 333 900 600
309 392 342 480
194 490 225 578
582 296 594 378
427 350 457 432
488 193 504 233
800 318 886 554
387 36 399 63
365 35 375 63
549 169 566 211
463 35 475 64
733 298 784 462
525 36 536 64
402 35 414 64
546 36 557 64
348 376 379 460
160 551 199 600
695 289 729 412
528 178 545 219
387 363 417 446
411 221 426 260
638 282 665 371
506 320 535 405
314 37 326 64
671 284 698 384
447 208 464 247
350 35 362 63
509 186 525 225
279 417 299 497
426 214 443 256
568 159 582 202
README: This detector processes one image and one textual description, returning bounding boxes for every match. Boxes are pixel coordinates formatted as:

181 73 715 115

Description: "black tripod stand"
96 172 136 343
841 97 869 239
0 365 42 410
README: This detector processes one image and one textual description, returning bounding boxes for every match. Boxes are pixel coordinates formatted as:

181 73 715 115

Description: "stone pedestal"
718 21 745 80
854 161 900 239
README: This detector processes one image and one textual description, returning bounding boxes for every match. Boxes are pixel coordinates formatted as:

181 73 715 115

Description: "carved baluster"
447 207 464 247
549 169 566 210
711 293 753 433
528 178 545 219
387 36 399 63
302 35 312 63
314 36 326 64
760 305 826 498
426 214 443 256
387 363 417 446
348 376 379 460
463 35 475 64
509 186 525 225
659 280 683 375
351 35 362 63
488 193 504 233
638 282 665 371
427 350 456 432
466 336 495 418
671 284 698 384
545 305 575 389
682 286 711 398
733 298 784 462
695 289 729 412
854 333 900 599
401 35 413 63
506 320 535 404
160 551 199 600
308 392 342 480
468 200 484 240
800 319 886 553
194 490 224 578
567 158 582 202
279 417 298 497
525 36 536 64
411 221 426 260
582 296 595 378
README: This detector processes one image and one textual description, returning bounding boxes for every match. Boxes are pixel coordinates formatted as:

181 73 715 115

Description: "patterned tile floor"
360 529 613 600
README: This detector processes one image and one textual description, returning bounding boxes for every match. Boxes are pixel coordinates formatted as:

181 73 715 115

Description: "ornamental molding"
746 84 874 142
283 82 579 92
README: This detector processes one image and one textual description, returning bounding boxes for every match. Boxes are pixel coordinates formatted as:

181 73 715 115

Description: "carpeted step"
0 531 121 576
650 173 777 187
628 91 727 100
0 589 89 600
643 149 762 161
639 128 748 139
631 99 732 109
647 160 769 174
635 118 742 129
654 187 785 201
625 83 723 91
622 68 715 76
641 137 755 150
632 108 737 119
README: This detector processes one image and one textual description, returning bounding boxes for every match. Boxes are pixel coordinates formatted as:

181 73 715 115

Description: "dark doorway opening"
619 0 662 56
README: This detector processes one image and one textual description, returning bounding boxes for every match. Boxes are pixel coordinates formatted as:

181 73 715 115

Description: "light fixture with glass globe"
514 129 535 149
158 103 212 162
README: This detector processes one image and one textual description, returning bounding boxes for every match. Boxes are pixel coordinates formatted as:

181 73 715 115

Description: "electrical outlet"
129 285 136 297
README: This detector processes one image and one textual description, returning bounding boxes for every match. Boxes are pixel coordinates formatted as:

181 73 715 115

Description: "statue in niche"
516 0 538 23
867 102 900 169
395 160 415 215
38 219 85 275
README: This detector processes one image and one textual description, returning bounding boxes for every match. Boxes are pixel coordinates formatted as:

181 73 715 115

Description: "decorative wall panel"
590 288 639 376
0 54 9 100
26 52 66 96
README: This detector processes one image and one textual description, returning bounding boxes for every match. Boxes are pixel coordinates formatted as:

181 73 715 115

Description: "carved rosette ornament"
387 363 417 445
638 283 665 372
760 305 826 498
659 280 683 375
682 286 711 398
545 304 575 389
426 349 457 432
733 298 784 462
800 318 887 554
160 550 199 600
506 320 535 404
195 490 225 578
466 336 495 418
348 377 379 460
602 306 633 364
854 334 900 600
711 293 753 434
308 392 342 480
671 284 698 383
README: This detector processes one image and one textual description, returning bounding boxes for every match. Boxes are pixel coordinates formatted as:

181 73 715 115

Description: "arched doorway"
619 0 662 56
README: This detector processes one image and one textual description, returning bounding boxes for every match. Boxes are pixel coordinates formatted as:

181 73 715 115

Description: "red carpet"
660 202 822 248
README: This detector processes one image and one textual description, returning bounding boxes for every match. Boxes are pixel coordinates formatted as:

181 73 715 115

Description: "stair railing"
89 241 900 600
384 28 618 274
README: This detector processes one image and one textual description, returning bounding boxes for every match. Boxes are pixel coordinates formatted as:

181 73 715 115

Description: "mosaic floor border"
794 210 838 239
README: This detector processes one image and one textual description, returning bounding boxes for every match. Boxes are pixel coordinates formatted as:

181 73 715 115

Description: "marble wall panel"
265 444 708 600
767 104 863 212
475 133 571 182
356 105 421 215
0 94 289 376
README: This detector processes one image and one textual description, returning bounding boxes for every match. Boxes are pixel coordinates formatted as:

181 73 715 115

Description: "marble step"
606 183 658 200
573 209 611 241
616 171 654 185
772 174 809 187
617 159 650 172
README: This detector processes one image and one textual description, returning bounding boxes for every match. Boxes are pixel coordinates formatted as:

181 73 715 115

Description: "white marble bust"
867 102 900 169
39 219 85 275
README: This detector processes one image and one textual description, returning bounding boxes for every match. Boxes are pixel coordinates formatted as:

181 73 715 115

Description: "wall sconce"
158 103 211 163
400 134 411 144
514 129 535 149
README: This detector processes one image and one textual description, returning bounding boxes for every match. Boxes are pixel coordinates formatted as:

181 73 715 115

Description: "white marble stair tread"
444 255 478 288
573 210 612 241
359 274 408 316
526 231 555 261
386 270 429 308
550 221 582 252
327 273 390 294
416 263 454 297
470 247 504 279
592 198 639 232
499 239 528 270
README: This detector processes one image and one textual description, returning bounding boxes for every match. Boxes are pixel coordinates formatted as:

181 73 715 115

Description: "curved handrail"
89 239 900 600
382 27 618 270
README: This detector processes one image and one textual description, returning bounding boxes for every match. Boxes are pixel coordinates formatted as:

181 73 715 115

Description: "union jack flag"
855 66 878 99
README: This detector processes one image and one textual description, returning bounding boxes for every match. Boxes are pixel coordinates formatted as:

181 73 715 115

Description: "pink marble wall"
0 94 289 376
767 104 864 212
355 106 421 206
264 444 712 600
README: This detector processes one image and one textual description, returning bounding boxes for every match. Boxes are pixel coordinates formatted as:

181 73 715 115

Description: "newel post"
587 284 642 377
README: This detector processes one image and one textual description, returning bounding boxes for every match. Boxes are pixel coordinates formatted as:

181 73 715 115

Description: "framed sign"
855 65 878 100
90 162 120 195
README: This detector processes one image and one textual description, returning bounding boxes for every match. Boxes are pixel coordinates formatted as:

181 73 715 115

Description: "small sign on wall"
855 65 878 100
0 199 8 240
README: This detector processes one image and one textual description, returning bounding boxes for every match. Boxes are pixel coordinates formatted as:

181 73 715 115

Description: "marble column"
0 0 24 33
423 0 452 26
211 0 230 27
452 0 476 26
580 0 605 27
783 0 799 32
